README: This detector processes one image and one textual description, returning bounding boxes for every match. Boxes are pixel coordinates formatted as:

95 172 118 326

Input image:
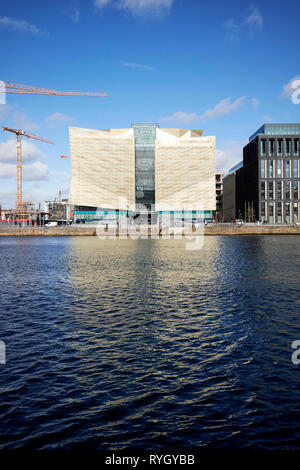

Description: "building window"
285 202 291 224
277 139 283 156
269 181 274 199
293 160 298 178
261 181 266 200
284 160 290 178
285 202 290 223
294 139 299 156
285 139 291 156
269 160 274 178
261 202 266 222
269 202 274 223
277 181 282 200
269 139 275 156
277 159 282 177
261 139 266 156
293 181 299 200
277 202 282 223
294 202 298 223
261 160 265 178
285 180 290 200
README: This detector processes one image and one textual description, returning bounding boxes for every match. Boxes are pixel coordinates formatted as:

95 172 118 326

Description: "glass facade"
277 202 282 223
258 134 300 223
260 160 265 178
294 202 298 223
284 160 290 178
261 181 265 200
293 159 298 178
277 181 282 200
269 181 274 199
277 159 282 177
285 202 290 223
250 124 300 141
132 123 158 211
269 202 274 223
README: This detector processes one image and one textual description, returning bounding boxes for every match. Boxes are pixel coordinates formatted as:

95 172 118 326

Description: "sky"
0 0 300 208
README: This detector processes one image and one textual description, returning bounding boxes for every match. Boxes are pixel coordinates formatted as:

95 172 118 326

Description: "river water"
1 235 300 450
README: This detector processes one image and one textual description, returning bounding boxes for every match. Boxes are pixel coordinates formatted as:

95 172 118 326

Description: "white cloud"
250 97 260 109
161 97 246 124
200 96 246 120
261 114 273 123
23 161 50 181
0 139 47 164
161 111 198 125
0 104 10 120
0 104 39 131
216 141 246 175
244 5 263 29
94 0 111 7
66 6 80 22
225 5 263 41
122 62 155 71
45 112 76 127
224 18 239 42
0 188 16 209
0 161 49 181
11 110 40 132
281 75 300 98
94 0 173 16
118 0 173 16
0 16 43 34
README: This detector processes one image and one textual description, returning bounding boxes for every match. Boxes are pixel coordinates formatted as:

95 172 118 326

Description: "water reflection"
1 236 300 449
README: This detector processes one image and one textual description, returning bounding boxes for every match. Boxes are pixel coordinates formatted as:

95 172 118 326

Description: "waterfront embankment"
1 224 300 236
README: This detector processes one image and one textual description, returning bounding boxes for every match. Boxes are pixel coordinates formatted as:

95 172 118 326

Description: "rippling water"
1 235 300 450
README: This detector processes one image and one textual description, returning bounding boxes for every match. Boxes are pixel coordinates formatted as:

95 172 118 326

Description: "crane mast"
1 80 107 220
2 127 54 219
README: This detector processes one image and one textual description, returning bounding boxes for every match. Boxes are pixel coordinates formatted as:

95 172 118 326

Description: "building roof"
249 124 300 142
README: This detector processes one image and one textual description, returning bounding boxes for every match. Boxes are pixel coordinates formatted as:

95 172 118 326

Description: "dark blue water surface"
1 235 300 450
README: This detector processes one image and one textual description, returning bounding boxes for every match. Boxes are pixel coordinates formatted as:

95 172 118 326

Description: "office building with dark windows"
68 123 216 223
225 124 300 223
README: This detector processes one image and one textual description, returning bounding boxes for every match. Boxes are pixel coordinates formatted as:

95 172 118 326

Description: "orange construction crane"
0 81 107 97
2 127 54 219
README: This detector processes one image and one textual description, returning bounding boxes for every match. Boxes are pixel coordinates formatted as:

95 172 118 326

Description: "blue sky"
0 0 300 208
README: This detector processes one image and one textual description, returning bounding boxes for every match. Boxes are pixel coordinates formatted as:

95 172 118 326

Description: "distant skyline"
0 0 299 208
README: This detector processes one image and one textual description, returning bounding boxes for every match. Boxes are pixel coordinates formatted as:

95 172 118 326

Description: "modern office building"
223 172 236 222
69 124 216 223
215 173 223 221
223 124 300 223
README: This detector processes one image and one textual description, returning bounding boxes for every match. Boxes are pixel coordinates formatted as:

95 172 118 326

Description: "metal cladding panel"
69 127 135 210
155 129 216 211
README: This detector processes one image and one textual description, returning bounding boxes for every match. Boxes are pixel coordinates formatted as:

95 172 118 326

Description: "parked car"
45 221 58 227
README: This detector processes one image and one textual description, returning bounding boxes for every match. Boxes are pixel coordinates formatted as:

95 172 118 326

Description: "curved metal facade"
69 127 135 211
69 125 216 215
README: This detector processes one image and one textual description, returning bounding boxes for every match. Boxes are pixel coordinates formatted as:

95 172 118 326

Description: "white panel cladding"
69 127 135 210
155 129 216 211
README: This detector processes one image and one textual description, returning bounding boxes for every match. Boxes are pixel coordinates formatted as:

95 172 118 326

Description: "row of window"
261 138 300 156
261 180 299 200
261 159 299 178
261 202 299 223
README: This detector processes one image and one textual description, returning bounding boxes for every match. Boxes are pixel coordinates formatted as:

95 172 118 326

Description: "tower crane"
2 127 54 219
0 81 107 218
0 81 107 97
